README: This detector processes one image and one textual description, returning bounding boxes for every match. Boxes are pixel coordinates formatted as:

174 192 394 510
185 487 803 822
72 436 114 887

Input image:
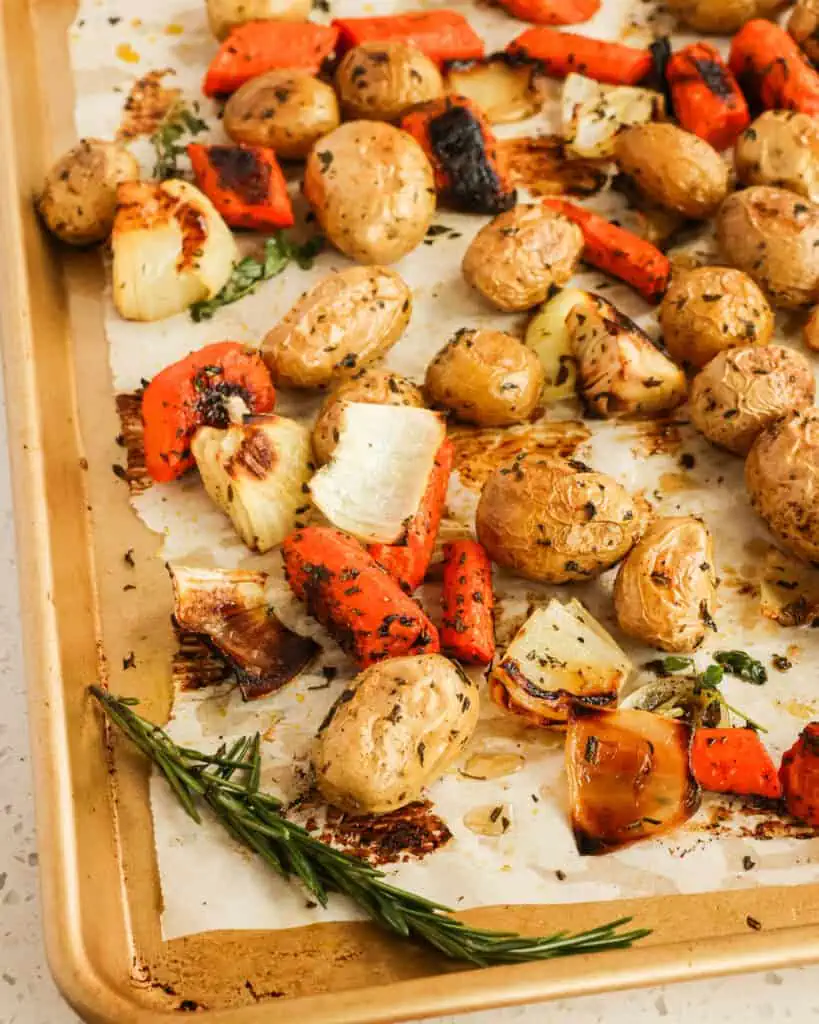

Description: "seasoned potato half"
735 112 819 203
665 0 786 32
334 41 443 122
315 654 480 814
525 287 588 403
206 0 311 40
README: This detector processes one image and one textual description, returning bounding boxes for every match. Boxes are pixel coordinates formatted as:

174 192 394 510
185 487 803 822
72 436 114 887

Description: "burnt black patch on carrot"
692 57 733 99
428 105 515 215
207 145 272 206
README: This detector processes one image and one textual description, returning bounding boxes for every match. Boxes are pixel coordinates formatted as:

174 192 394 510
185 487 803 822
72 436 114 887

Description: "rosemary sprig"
90 686 650 965
151 101 208 180
190 234 323 322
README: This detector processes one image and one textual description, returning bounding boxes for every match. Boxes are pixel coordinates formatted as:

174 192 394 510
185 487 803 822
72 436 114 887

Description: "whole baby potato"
206 0 310 39
462 203 583 312
476 459 643 583
262 266 412 389
424 328 545 427
314 654 480 814
334 41 443 122
615 123 729 219
665 0 786 32
746 408 819 563
312 368 425 464
303 120 435 265
717 186 819 308
614 516 717 653
38 138 139 246
224 70 340 159
735 112 819 203
690 344 815 455
659 267 773 369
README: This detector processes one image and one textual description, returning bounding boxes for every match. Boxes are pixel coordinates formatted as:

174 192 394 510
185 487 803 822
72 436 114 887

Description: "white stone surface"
0 373 817 1023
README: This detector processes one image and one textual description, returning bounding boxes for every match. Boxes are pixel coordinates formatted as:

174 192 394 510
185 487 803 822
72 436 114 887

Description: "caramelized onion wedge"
498 136 608 198
444 55 545 124
170 565 318 700
566 705 700 855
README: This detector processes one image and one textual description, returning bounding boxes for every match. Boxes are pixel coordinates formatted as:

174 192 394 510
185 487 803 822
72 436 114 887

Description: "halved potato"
445 55 545 124
524 287 588 403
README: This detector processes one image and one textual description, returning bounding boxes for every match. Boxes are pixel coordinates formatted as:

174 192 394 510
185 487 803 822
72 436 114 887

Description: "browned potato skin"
425 328 545 427
746 408 819 563
262 267 411 389
304 121 435 265
614 517 717 653
666 0 786 32
334 41 443 122
615 124 729 219
789 2 819 64
805 304 819 351
690 345 815 455
476 460 643 583
659 267 773 370
38 139 139 246
717 186 819 308
224 70 340 159
312 369 425 464
206 0 310 40
462 204 583 312
735 113 819 204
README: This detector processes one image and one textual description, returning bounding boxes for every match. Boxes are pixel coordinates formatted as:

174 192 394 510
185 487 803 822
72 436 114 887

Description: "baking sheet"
69 0 819 944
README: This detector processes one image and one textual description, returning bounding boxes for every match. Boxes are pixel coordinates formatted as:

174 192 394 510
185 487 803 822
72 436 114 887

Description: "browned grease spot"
691 795 819 841
630 418 685 458
658 471 698 494
464 802 513 836
118 69 179 138
115 391 151 493
449 420 590 491
498 135 607 198
315 801 452 865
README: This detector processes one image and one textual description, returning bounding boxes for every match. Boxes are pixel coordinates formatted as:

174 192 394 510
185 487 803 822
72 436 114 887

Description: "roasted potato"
525 287 588 404
206 0 310 39
614 123 729 219
746 408 819 563
311 369 425 465
790 1 819 64
476 459 643 583
223 70 340 159
568 294 687 418
303 121 435 265
717 186 819 308
805 304 819 351
424 328 545 427
690 344 815 455
462 203 584 312
262 267 411 389
334 41 443 122
37 139 139 246
314 654 480 814
666 0 787 32
613 516 717 653
659 267 773 370
735 112 819 203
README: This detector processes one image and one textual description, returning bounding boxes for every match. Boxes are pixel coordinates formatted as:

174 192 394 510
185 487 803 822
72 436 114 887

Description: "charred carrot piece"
692 729 781 800
400 96 515 214
780 722 819 824
188 144 294 230
332 10 484 64
440 540 495 665
497 0 600 25
142 342 275 483
508 27 652 85
668 43 750 152
282 526 440 669
369 440 454 594
730 18 819 116
203 21 339 96
542 199 670 301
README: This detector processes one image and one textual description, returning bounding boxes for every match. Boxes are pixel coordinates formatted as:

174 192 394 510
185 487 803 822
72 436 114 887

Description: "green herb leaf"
698 664 725 689
644 656 694 677
150 101 208 181
714 650 768 686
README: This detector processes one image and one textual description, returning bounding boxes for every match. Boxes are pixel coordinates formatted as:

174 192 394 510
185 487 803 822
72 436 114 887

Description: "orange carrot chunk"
282 526 440 669
730 18 819 116
440 540 495 665
692 728 782 800
496 0 600 24
542 198 670 301
142 342 276 483
668 43 750 152
203 21 339 96
332 10 484 64
780 722 819 825
369 440 454 594
507 27 652 85
188 144 294 230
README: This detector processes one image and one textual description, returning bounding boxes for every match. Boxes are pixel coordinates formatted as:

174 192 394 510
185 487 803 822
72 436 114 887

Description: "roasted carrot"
691 729 781 800
203 21 339 96
542 199 670 301
497 0 600 24
282 526 440 668
188 144 294 230
369 440 454 594
440 540 495 665
668 43 750 152
508 27 652 85
780 722 819 825
730 18 819 116
332 11 484 64
400 96 515 214
142 342 275 483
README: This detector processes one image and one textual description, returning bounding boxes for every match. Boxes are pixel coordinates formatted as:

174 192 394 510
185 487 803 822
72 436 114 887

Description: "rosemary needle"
90 686 651 965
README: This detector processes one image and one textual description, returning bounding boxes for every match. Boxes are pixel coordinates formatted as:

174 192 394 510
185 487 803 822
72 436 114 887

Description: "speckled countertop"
0 364 814 1024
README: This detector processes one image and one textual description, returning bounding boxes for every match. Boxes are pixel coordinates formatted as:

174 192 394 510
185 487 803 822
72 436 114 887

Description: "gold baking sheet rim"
3 1 819 1020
